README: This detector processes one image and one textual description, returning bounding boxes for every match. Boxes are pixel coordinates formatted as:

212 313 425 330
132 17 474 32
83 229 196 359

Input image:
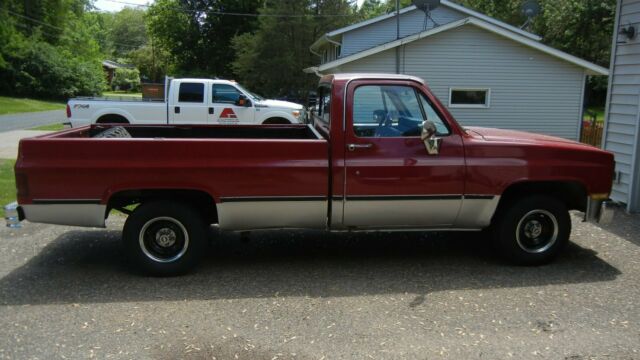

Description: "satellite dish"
412 0 440 30
521 0 540 17
411 0 441 10
520 0 540 31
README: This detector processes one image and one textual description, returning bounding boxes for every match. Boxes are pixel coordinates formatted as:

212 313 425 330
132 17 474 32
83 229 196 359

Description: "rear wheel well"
107 189 217 224
97 114 129 124
497 181 587 215
262 117 290 124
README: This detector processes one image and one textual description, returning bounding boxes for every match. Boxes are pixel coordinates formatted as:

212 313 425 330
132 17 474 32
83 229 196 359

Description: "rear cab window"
313 84 332 129
178 82 204 103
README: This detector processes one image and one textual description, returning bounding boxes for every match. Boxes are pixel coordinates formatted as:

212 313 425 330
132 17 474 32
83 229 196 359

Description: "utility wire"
98 0 355 17
2 8 144 49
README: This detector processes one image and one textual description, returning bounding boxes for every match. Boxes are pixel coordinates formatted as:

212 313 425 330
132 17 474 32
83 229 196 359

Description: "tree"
232 0 357 98
107 8 148 57
126 44 172 82
0 0 106 99
147 0 262 78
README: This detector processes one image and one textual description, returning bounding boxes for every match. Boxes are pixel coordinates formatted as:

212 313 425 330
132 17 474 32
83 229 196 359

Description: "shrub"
111 67 141 92
0 32 106 99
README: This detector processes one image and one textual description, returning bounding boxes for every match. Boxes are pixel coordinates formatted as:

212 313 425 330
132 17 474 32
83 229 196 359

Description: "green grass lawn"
0 96 65 115
103 91 142 98
29 123 66 131
0 160 16 217
584 106 605 123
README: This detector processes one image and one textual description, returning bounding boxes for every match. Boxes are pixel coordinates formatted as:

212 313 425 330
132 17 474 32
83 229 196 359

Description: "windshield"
235 83 264 101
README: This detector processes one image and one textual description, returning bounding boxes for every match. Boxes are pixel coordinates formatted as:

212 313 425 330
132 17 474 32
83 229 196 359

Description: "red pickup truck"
5 73 614 276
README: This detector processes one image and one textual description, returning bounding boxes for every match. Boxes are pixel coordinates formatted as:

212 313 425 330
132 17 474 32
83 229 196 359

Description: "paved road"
0 110 65 132
0 211 639 359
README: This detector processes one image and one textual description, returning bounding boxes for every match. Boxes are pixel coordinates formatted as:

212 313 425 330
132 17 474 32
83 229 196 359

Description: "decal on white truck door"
218 108 238 123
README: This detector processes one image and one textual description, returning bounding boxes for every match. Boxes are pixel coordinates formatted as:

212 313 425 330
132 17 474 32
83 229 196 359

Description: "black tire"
93 126 131 138
123 201 208 276
492 195 570 265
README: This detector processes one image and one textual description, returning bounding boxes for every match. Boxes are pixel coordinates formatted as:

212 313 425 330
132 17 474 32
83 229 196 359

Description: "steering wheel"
373 110 396 135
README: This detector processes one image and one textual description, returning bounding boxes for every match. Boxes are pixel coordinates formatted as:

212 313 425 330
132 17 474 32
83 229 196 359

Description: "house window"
449 88 490 108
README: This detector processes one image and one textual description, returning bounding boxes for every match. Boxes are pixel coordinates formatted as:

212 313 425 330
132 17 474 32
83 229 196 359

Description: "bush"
111 67 141 92
0 36 106 99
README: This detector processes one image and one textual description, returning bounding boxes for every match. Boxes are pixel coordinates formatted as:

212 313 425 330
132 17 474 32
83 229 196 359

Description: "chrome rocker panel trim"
21 204 107 228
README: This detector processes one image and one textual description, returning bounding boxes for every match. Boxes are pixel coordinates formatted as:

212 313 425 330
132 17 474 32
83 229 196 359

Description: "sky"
93 0 153 12
93 0 367 12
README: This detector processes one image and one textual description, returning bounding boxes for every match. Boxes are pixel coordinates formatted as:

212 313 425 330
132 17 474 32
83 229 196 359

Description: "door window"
212 84 242 104
178 82 204 103
353 85 424 138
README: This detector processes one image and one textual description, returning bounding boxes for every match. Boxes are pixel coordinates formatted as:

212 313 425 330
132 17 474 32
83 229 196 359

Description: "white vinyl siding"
340 7 465 57
603 0 640 208
331 25 585 140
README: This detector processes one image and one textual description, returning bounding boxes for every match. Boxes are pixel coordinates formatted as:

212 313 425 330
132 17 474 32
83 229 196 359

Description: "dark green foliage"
112 68 141 92
231 0 357 99
0 1 106 99
147 0 262 79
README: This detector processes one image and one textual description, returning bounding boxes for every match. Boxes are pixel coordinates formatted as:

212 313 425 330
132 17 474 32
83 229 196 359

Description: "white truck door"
210 84 255 124
169 81 209 124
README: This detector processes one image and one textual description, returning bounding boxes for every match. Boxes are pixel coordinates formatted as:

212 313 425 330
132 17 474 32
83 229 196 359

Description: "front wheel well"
496 181 588 215
107 189 217 224
262 117 291 125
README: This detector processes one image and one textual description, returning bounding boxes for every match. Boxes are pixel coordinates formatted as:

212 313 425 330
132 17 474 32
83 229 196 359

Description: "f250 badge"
73 104 90 109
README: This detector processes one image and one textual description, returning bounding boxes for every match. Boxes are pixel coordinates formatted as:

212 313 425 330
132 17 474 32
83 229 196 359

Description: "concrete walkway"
0 110 65 132
0 130 54 159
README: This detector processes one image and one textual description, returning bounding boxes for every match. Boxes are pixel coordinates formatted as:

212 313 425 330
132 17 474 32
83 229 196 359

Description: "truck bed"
16 124 329 230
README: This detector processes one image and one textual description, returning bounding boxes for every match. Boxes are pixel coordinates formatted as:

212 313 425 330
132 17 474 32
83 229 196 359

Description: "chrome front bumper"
4 202 23 228
585 198 614 225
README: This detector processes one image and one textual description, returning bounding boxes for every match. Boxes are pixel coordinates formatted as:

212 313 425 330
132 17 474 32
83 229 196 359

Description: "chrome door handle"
347 143 373 151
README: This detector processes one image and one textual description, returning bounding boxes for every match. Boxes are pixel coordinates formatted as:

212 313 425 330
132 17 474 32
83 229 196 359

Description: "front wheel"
123 201 208 276
492 195 570 265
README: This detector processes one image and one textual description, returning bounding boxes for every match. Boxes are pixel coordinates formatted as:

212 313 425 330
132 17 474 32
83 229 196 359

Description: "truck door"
341 80 466 228
210 84 255 124
169 82 209 124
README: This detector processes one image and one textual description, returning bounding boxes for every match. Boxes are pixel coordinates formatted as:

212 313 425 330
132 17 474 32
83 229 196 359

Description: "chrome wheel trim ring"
139 216 190 263
515 209 559 254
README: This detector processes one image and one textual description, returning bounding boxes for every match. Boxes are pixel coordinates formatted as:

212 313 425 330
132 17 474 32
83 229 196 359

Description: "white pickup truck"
67 78 305 127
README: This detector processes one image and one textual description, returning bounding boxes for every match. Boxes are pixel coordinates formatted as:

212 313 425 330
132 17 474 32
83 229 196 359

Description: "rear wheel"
123 201 208 276
492 195 570 265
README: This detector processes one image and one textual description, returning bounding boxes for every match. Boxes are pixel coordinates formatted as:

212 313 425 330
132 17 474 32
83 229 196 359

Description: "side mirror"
236 94 250 107
421 120 441 155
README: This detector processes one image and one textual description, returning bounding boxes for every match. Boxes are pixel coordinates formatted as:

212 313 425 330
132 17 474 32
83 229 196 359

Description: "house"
602 0 640 211
101 60 135 86
306 1 608 140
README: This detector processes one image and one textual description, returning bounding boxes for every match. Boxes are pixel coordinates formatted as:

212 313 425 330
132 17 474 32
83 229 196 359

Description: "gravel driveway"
0 211 638 359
